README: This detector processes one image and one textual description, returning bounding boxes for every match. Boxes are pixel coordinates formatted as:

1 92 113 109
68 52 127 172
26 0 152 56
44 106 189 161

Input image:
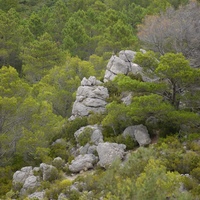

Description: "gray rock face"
104 51 142 82
20 175 40 195
81 76 102 86
69 154 98 173
97 142 126 168
119 50 137 62
123 124 151 146
70 77 109 119
103 50 158 83
28 191 45 200
22 175 40 190
74 125 103 145
13 167 41 196
121 92 133 105
13 166 33 186
74 125 103 157
40 163 58 181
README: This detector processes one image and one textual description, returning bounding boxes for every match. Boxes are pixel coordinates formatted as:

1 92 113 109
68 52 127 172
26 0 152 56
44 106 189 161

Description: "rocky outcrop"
119 50 137 62
70 76 109 120
69 154 98 173
74 125 103 146
12 166 40 195
28 191 45 200
123 124 151 146
72 125 103 159
97 142 126 168
40 163 58 181
104 50 142 82
104 50 159 83
13 166 33 186
20 175 40 195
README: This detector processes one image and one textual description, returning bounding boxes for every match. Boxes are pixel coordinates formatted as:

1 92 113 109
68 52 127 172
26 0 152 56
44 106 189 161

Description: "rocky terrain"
11 50 154 199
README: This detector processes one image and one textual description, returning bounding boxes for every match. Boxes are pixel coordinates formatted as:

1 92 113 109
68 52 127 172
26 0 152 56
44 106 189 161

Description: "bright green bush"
45 179 72 199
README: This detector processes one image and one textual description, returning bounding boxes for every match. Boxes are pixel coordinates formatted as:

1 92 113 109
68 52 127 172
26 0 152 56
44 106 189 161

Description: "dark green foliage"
62 117 88 143
107 134 137 150
77 127 93 146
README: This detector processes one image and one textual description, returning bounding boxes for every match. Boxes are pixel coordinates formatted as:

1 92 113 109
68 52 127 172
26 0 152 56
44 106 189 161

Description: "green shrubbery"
45 179 72 199
77 127 93 146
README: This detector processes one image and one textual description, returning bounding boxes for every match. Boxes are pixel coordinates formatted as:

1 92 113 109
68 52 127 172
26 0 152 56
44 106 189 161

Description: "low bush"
77 127 93 146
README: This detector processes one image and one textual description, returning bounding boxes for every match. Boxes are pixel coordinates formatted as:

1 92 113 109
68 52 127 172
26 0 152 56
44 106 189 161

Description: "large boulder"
74 125 103 146
81 76 102 86
69 154 98 173
28 191 45 200
40 163 58 181
104 55 128 82
22 175 40 190
104 50 158 83
20 175 40 195
13 166 33 186
119 50 136 62
104 51 143 82
70 77 109 119
97 142 126 168
123 124 151 146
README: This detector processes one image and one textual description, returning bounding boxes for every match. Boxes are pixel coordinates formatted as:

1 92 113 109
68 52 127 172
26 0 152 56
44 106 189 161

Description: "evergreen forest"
0 0 200 199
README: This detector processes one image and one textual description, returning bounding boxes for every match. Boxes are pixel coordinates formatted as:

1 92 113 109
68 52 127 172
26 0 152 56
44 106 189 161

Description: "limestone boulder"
104 50 159 83
129 63 142 74
13 166 33 186
77 144 97 156
69 154 98 173
74 125 103 146
20 175 40 195
119 50 136 62
108 56 129 74
123 124 151 146
104 55 128 82
97 142 126 168
40 163 58 181
81 76 102 86
76 86 109 100
28 191 45 200
22 175 40 190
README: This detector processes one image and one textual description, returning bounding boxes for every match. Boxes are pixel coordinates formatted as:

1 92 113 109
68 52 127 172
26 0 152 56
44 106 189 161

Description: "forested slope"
0 0 200 199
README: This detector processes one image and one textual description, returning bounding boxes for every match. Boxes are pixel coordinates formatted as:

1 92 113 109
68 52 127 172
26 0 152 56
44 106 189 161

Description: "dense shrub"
77 127 93 146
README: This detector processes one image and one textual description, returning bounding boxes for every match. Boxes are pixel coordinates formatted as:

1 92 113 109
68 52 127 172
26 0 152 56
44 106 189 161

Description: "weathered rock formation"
12 166 40 195
96 142 126 168
69 154 98 173
104 49 158 83
74 125 103 146
123 124 151 146
20 175 40 195
13 166 33 186
40 163 58 181
70 76 109 120
104 50 142 82
28 191 45 200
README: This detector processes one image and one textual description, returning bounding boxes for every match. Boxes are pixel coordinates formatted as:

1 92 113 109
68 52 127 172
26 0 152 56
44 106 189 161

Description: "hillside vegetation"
0 0 200 199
